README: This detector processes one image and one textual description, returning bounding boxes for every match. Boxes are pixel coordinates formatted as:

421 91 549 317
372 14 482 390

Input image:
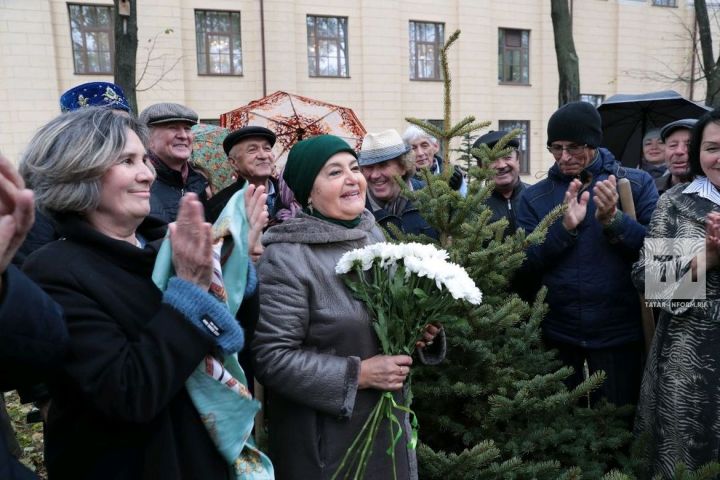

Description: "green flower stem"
332 395 384 480
354 396 386 480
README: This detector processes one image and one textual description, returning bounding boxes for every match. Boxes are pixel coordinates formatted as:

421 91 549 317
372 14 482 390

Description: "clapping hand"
0 153 34 278
170 193 213 291
705 211 720 269
244 184 269 262
448 166 464 191
562 178 589 231
593 175 619 225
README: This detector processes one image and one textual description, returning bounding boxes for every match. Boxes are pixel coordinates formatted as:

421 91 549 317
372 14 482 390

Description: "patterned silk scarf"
152 188 273 479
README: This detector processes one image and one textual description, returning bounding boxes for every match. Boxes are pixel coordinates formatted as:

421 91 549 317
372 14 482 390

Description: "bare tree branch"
136 55 184 92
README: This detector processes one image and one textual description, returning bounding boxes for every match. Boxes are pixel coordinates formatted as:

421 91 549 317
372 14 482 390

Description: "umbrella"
598 90 710 167
220 91 366 168
190 123 234 194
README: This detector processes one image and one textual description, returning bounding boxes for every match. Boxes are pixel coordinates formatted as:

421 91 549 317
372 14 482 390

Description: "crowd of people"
1 80 719 479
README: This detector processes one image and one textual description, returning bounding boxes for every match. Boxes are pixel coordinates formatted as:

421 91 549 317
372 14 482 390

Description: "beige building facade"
0 0 707 179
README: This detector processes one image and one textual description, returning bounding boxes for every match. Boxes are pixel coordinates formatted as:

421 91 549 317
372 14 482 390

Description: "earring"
307 198 314 214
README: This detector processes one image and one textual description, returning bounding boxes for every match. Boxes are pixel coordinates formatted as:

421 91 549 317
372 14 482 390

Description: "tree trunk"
550 0 580 107
695 0 720 108
113 0 138 115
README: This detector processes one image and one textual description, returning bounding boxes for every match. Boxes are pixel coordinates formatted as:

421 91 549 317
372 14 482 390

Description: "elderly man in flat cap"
139 103 207 222
655 119 697 196
472 130 529 238
204 126 280 226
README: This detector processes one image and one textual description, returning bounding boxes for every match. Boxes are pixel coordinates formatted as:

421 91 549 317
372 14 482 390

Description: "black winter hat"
223 126 276 155
546 101 603 148
472 130 519 153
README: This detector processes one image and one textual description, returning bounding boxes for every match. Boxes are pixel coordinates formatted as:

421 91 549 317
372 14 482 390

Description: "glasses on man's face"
546 144 587 158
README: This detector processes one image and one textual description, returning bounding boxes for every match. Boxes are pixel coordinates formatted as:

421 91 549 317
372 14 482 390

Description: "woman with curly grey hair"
20 107 247 479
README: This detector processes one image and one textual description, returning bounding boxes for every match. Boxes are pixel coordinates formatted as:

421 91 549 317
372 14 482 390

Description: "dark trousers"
544 338 643 407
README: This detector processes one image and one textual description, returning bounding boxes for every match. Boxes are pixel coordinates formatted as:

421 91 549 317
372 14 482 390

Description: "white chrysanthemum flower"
335 253 356 274
335 246 378 273
336 241 481 305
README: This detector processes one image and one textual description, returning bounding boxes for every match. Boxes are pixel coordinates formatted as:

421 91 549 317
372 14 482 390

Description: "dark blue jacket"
366 196 439 240
0 266 67 480
486 181 528 238
516 148 658 348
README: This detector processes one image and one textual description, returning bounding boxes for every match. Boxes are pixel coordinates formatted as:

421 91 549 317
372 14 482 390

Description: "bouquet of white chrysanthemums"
332 242 482 480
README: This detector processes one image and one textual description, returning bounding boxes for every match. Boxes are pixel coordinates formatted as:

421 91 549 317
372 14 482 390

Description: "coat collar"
53 213 167 275
262 210 377 246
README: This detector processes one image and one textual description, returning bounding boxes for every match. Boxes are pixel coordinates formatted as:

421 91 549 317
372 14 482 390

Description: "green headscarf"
283 135 357 208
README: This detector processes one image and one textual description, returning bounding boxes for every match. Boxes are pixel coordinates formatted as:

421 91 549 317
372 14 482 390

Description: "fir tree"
402 30 635 479
451 132 479 176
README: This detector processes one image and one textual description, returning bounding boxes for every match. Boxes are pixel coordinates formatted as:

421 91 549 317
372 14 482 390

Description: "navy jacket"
0 266 67 480
366 196 439 240
486 181 528 238
516 148 658 348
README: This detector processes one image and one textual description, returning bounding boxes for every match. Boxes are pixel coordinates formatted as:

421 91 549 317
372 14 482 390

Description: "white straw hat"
358 129 411 166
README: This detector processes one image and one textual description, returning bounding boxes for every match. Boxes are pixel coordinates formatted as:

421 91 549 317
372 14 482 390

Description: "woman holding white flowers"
252 135 445 480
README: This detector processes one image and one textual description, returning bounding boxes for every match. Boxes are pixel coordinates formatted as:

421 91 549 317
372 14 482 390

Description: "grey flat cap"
139 102 198 126
660 119 697 142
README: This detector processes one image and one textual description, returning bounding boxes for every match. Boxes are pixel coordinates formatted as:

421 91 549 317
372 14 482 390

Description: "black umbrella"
597 90 710 167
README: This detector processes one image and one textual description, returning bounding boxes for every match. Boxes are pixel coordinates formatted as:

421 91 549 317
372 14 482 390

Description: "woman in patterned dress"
632 108 720 477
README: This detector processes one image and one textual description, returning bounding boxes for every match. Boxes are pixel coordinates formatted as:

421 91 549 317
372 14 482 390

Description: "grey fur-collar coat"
252 211 444 480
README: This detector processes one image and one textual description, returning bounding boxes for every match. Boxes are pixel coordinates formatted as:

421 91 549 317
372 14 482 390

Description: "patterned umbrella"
191 123 234 194
220 91 366 168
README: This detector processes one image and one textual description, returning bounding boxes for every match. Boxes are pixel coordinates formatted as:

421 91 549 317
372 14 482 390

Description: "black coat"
13 209 58 267
22 215 229 480
0 266 67 480
204 177 281 225
485 181 528 238
149 155 208 223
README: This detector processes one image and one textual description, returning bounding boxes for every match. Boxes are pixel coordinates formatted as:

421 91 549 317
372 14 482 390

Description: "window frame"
67 3 114 75
306 15 350 78
652 0 677 7
498 120 531 175
498 28 530 85
409 20 444 81
580 93 606 108
195 9 244 77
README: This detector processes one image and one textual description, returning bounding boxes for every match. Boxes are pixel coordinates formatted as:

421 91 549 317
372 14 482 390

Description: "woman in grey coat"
252 135 444 480
632 109 720 477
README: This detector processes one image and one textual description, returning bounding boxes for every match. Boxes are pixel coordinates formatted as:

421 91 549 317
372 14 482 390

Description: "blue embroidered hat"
59 82 131 113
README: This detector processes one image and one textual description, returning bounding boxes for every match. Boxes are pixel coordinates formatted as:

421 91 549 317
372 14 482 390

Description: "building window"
652 0 677 6
307 15 349 77
409 21 444 80
580 94 605 107
498 28 530 84
68 4 114 75
195 10 243 76
498 120 530 174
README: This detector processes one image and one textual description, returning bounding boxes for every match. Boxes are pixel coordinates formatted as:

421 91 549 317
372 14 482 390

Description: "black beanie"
546 101 603 148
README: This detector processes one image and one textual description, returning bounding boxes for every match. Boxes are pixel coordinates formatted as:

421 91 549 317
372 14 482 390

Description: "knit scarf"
306 207 362 229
